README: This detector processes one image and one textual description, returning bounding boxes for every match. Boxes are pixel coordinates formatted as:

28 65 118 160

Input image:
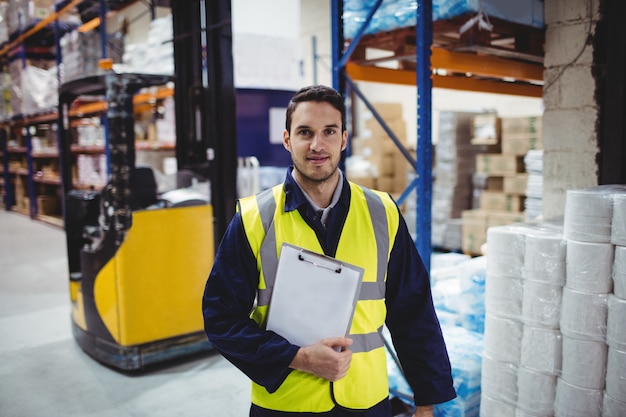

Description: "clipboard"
266 242 364 347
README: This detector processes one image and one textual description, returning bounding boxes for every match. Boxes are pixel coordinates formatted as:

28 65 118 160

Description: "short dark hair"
285 85 346 133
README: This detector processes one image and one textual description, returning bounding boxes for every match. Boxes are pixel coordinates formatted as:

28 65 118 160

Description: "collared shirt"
202 167 456 415
293 168 343 228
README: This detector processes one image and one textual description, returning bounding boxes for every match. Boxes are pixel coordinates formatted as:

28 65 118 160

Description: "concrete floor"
0 210 250 417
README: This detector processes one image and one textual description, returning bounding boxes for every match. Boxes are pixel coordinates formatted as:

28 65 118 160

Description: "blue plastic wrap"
386 324 484 417
343 0 544 39
458 256 486 334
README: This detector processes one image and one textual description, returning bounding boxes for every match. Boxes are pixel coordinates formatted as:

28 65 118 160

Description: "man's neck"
292 169 340 209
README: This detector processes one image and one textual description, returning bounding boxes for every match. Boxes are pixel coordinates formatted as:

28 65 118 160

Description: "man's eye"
299 129 312 136
325 129 336 135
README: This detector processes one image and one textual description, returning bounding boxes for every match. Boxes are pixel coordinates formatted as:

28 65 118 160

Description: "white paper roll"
606 347 626 401
522 280 563 328
564 186 626 244
554 378 604 417
485 273 523 319
602 392 626 417
484 314 523 364
611 194 626 246
516 366 557 416
487 226 526 277
613 246 626 299
565 187 615 218
565 240 614 293
524 230 566 264
522 230 566 285
520 325 562 375
561 335 607 390
560 287 608 342
481 351 519 405
479 393 516 417
564 213 612 243
607 294 626 350
514 408 544 417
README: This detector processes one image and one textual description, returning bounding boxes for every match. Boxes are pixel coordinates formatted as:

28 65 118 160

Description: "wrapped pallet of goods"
480 185 626 417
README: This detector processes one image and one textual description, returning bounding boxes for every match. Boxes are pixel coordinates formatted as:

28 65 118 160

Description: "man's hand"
413 405 434 417
289 337 353 381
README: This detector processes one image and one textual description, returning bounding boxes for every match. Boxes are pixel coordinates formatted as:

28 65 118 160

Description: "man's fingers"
322 337 353 348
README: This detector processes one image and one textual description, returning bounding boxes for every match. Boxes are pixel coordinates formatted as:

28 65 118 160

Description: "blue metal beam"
416 0 433 271
332 0 434 271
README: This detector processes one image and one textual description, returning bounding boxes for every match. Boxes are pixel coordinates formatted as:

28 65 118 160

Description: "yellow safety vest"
238 182 400 412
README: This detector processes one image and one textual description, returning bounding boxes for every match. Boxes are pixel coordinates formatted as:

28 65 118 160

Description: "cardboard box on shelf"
461 209 526 255
371 153 394 176
352 135 399 158
479 191 525 212
471 113 500 145
503 174 528 195
363 118 408 145
377 176 395 193
473 174 505 192
487 211 525 228
501 133 542 155
37 195 60 215
367 103 404 120
348 174 377 190
462 209 488 255
500 115 542 134
475 154 525 175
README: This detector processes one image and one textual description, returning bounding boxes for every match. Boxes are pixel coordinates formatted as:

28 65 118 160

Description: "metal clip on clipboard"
298 250 342 273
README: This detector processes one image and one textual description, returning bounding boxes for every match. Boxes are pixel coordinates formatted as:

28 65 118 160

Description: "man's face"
283 101 347 185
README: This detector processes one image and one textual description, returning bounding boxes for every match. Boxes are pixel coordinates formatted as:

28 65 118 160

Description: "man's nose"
310 134 323 151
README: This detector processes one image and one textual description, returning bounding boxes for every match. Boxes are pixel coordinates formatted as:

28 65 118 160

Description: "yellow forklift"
57 1 237 370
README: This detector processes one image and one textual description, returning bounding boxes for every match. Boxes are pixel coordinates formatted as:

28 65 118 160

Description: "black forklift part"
171 0 237 246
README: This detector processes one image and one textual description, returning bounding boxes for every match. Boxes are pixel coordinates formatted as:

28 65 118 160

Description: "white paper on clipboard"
266 242 364 347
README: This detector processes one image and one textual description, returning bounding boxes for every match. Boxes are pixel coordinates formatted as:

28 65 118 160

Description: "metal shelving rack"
331 0 436 270
0 0 169 225
331 0 545 270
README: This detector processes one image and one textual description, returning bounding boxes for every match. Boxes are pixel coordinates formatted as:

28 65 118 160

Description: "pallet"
349 13 545 68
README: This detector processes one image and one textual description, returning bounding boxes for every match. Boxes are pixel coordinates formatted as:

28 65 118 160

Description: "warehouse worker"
202 85 456 416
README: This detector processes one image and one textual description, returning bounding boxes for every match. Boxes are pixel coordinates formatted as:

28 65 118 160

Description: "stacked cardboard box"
349 103 412 197
432 111 498 251
462 115 542 255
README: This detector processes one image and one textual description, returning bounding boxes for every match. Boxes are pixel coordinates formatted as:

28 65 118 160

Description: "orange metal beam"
346 63 416 86
345 63 543 97
432 74 543 97
78 17 101 33
431 48 543 83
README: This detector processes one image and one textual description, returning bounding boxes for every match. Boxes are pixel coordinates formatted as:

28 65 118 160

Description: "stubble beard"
292 157 338 187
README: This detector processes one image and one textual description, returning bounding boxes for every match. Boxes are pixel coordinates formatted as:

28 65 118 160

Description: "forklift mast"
171 0 238 245
56 0 238 370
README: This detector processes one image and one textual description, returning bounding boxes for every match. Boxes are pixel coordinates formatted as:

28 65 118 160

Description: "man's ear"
283 129 291 151
341 130 348 151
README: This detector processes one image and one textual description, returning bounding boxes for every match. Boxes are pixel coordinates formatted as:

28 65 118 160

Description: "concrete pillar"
542 0 602 220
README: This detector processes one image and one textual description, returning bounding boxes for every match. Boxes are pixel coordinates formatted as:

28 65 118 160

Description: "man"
202 85 456 416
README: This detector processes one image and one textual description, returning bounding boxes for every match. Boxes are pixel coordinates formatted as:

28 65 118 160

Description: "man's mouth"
308 155 329 164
